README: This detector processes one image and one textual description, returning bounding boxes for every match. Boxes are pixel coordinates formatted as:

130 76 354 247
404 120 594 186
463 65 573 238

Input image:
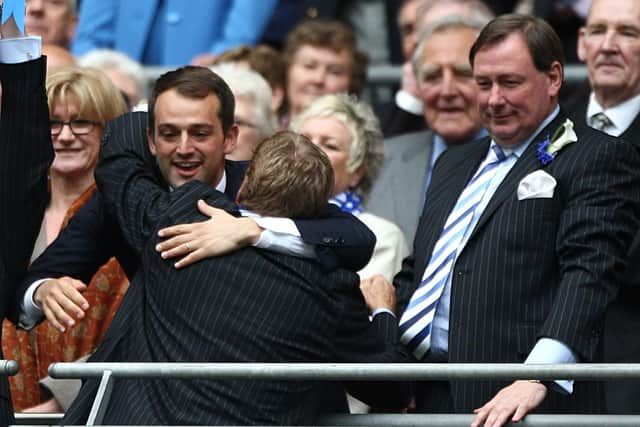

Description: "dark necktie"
590 112 614 132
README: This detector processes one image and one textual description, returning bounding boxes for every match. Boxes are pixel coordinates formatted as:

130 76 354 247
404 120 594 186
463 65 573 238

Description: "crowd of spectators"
2 0 640 425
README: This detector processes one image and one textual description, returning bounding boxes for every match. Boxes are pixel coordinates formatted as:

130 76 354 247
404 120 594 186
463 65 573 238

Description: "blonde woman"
292 94 409 281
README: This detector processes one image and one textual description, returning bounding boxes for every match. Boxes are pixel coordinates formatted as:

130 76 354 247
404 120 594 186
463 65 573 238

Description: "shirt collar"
586 92 640 136
216 170 227 193
493 105 560 159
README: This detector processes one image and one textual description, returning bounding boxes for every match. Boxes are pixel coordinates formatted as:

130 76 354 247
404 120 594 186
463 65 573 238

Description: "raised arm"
1 56 53 319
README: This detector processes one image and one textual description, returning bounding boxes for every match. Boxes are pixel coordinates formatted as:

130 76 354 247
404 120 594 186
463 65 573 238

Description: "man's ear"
147 128 157 155
547 61 563 98
577 27 587 63
223 124 239 155
349 164 366 189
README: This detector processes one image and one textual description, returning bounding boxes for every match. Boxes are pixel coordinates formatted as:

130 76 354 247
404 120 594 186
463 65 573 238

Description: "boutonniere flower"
536 119 578 165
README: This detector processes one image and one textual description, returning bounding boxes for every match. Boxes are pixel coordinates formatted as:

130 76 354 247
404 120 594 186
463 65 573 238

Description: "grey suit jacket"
366 130 434 245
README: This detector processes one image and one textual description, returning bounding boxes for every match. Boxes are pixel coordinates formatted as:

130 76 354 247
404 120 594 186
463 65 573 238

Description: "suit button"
322 237 334 244
457 271 464 276
166 12 181 24
306 6 318 18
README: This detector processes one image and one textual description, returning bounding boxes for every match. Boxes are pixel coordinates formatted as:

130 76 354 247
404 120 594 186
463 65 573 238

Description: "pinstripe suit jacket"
394 111 640 413
62 112 408 425
0 57 52 426
15 111 378 324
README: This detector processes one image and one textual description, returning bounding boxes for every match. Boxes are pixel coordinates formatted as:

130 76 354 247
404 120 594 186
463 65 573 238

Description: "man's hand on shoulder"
360 274 397 314
34 277 89 333
156 199 262 268
471 380 547 427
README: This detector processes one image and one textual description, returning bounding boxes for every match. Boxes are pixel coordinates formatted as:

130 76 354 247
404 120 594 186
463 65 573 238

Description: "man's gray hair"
412 14 488 78
210 63 277 142
416 0 494 29
77 49 146 99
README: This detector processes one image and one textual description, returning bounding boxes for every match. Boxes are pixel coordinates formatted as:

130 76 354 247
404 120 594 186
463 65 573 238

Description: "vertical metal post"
86 370 114 426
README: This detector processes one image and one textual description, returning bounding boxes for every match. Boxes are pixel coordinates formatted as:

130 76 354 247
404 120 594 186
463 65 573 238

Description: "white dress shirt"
586 92 640 137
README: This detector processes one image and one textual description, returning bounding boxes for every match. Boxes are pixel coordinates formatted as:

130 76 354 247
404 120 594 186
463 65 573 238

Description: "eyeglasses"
50 119 98 136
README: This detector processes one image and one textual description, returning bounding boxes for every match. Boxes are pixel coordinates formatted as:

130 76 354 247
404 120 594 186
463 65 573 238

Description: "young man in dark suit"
62 105 408 424
16 67 376 333
0 41 52 425
365 14 640 426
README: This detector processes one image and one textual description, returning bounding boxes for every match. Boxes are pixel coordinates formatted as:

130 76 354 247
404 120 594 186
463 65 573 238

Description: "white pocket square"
517 170 556 200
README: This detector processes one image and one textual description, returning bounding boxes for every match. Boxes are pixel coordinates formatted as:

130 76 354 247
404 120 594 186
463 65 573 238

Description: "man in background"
367 7 493 244
25 0 77 49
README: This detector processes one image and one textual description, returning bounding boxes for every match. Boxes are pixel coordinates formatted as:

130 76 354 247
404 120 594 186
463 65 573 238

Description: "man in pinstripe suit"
366 14 640 426
0 33 53 424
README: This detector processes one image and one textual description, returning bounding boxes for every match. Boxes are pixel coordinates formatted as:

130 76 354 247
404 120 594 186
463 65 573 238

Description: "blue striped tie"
399 145 508 359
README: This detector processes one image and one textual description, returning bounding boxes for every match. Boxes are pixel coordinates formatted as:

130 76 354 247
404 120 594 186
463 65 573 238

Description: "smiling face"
49 95 102 179
473 33 562 147
298 115 362 196
417 26 482 144
578 0 640 108
286 45 352 117
148 89 237 189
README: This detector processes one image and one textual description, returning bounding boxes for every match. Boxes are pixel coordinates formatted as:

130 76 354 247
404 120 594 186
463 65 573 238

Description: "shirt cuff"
525 337 577 394
18 278 48 329
240 210 315 259
245 214 301 237
395 90 423 116
0 36 42 63
371 308 396 318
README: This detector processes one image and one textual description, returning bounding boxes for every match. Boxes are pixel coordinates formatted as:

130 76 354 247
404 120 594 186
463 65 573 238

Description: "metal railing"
0 359 18 376
41 362 640 426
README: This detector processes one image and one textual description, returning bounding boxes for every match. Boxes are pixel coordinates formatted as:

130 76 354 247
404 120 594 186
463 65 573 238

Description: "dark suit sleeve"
541 134 640 361
295 205 376 271
13 193 139 322
330 278 411 409
0 57 53 320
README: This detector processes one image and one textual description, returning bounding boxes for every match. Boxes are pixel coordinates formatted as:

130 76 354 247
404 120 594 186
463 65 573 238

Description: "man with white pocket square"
362 13 640 426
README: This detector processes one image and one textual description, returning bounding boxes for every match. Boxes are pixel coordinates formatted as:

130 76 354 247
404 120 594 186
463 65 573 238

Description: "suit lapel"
621 111 640 148
470 113 567 237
